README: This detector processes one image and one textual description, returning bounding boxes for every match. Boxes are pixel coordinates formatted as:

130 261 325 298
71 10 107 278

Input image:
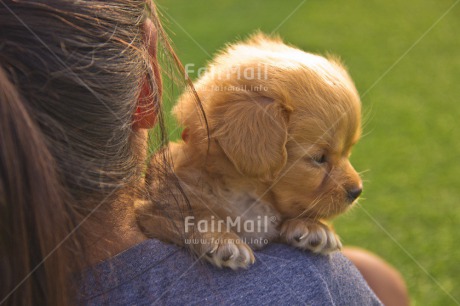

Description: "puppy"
136 33 363 270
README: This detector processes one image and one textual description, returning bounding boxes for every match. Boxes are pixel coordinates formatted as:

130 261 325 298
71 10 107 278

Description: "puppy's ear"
213 93 291 180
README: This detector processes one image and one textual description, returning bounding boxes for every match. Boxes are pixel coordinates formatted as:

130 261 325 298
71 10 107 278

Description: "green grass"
155 1 460 304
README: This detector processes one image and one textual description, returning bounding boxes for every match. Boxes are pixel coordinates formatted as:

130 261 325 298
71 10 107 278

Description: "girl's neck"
83 202 147 265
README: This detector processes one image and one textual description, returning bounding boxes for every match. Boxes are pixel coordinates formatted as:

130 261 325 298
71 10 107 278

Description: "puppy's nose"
347 187 362 202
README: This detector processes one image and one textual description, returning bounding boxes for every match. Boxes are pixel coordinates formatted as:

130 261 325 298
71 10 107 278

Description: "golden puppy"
136 33 363 270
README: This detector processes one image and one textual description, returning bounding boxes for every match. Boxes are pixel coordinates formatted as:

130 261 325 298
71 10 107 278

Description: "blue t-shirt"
79 239 382 305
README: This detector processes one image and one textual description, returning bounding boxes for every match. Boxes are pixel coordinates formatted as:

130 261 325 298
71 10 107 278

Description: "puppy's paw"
280 219 342 254
197 232 255 270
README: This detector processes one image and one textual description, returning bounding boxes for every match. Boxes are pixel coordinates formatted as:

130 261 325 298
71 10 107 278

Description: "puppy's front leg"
280 219 342 254
137 200 255 270
190 229 255 270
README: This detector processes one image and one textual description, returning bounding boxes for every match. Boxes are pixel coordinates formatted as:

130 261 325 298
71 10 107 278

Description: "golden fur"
136 33 363 270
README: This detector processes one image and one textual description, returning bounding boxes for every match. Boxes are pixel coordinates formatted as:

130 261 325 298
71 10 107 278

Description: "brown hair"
0 0 192 304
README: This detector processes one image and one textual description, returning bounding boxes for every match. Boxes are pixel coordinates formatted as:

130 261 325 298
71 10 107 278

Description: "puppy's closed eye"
311 153 327 165
302 150 328 166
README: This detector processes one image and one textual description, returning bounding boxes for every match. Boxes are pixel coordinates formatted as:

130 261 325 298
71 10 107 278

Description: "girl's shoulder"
79 239 382 305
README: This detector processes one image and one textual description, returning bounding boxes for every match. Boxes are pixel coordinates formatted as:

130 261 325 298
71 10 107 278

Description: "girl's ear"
133 18 161 130
133 76 157 130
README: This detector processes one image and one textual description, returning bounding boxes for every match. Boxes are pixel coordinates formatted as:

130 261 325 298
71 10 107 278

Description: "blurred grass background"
155 0 460 304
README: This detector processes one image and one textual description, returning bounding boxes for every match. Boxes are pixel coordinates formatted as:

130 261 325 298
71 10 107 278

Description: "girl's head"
0 1 179 304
